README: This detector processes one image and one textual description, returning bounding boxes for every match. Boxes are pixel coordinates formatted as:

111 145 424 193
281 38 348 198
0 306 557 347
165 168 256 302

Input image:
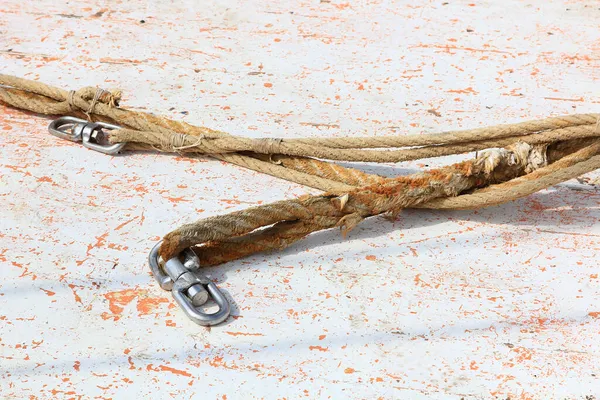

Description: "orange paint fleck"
512 347 533 362
73 361 80 371
37 176 54 183
273 38 281 42
115 216 139 231
41 288 55 296
318 335 326 340
134 185 148 193
447 87 478 95
108 242 129 251
544 96 584 102
99 57 148 64
589 312 600 318
100 312 116 321
68 284 82 303
103 289 139 319
86 232 109 256
411 44 512 56
158 364 192 377
365 255 377 261
334 3 350 9
264 82 273 88
470 361 479 370
357 83 365 90
166 196 190 203
309 346 328 352
344 367 355 374
221 198 242 205
209 356 227 368
136 297 169 315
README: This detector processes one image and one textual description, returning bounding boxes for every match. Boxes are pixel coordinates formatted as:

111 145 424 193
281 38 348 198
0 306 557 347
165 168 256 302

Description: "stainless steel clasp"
148 241 230 326
48 116 126 155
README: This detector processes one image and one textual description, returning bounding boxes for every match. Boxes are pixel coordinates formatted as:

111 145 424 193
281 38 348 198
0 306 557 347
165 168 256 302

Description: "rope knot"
65 86 122 119
255 138 283 154
171 133 205 151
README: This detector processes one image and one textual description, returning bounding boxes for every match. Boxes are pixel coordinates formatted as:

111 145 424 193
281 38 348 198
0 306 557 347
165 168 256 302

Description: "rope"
1 74 599 263
108 123 600 163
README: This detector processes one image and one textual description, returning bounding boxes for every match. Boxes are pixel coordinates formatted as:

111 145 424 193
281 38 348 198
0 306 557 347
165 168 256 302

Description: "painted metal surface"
1 1 600 398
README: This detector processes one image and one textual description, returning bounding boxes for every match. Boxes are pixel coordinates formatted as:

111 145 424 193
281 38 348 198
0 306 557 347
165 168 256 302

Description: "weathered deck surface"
1 1 600 399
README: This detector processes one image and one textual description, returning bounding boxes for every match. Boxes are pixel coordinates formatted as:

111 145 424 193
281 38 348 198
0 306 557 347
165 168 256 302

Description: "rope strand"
1 74 599 264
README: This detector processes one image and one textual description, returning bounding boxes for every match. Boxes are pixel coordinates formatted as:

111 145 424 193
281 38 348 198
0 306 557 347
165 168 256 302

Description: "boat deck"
1 1 600 398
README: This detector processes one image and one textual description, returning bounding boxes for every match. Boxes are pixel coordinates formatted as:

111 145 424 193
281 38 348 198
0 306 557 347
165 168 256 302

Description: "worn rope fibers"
1 74 599 263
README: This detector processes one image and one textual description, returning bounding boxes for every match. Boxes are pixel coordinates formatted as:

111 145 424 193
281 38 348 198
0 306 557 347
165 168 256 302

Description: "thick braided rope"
286 114 598 148
419 141 600 209
0 76 388 193
0 81 353 192
1 74 599 264
160 142 600 262
2 75 598 167
2 75 598 190
110 124 600 162
3 74 596 145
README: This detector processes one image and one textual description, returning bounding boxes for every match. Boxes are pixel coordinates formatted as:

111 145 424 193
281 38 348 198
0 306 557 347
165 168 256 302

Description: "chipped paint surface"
1 1 600 398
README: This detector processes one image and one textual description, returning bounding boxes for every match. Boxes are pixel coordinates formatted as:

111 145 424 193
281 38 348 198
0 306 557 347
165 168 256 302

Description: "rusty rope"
1 74 599 263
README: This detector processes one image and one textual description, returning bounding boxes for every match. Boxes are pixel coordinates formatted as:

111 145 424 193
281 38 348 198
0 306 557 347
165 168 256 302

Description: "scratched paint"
1 0 600 399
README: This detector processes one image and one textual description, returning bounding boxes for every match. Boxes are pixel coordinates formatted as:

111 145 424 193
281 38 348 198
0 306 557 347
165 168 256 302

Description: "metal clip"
48 116 126 155
148 241 230 326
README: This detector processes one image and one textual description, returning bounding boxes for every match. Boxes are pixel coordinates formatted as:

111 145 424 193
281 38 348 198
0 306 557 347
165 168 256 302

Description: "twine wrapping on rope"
1 74 599 263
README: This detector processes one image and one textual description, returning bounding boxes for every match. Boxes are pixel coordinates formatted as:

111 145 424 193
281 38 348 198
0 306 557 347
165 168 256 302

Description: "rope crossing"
1 74 599 265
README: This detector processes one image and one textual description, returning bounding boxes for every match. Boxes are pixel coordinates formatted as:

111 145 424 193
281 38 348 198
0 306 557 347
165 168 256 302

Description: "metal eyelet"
148 241 231 326
48 116 126 155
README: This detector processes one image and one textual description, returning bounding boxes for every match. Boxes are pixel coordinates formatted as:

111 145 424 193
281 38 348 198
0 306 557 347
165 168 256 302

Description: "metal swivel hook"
48 116 126 155
148 241 230 326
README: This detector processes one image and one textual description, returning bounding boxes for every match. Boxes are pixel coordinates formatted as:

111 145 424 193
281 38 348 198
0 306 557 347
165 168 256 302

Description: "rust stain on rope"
1 74 599 263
